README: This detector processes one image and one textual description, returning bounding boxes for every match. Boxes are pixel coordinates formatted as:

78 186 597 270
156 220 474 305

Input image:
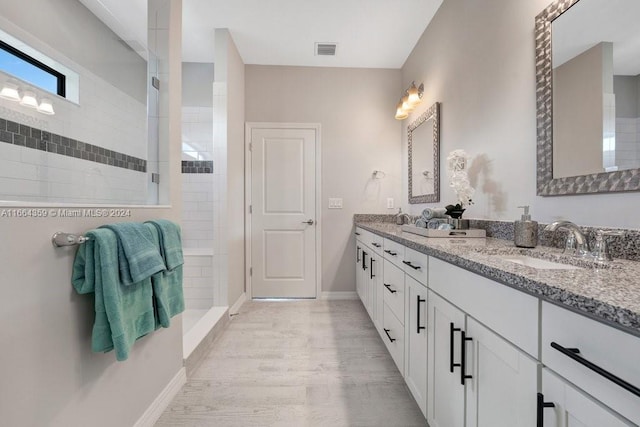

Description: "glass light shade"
407 83 422 107
401 95 414 112
20 91 39 108
395 102 408 120
0 83 21 101
37 98 55 115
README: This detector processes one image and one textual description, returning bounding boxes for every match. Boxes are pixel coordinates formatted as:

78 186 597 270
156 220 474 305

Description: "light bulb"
401 95 413 112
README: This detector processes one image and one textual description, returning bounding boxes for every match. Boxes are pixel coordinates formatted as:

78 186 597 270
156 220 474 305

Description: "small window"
0 39 66 98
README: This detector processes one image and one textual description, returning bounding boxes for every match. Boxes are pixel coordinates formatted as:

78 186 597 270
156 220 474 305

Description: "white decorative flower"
447 149 474 207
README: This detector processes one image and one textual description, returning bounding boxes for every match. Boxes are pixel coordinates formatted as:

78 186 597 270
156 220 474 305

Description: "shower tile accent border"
181 160 213 174
355 214 640 262
0 117 147 172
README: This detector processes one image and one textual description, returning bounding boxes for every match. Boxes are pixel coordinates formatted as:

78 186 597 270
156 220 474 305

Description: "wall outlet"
387 198 394 209
328 198 343 209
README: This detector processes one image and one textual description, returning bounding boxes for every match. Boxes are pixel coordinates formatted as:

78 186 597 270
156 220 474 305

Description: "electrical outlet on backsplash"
354 214 640 262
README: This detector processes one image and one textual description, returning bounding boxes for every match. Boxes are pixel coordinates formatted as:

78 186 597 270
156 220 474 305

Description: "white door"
465 317 538 427
405 275 428 417
428 290 466 427
250 125 317 298
541 368 634 427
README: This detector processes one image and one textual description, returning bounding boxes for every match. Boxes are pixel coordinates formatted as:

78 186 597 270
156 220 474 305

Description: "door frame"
244 122 322 299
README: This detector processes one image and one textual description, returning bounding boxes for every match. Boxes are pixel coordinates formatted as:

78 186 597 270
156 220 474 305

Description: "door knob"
302 219 315 225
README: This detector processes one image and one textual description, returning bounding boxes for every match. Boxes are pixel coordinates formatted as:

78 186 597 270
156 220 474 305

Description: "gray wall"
0 0 146 103
182 62 215 107
402 0 640 229
614 75 640 118
245 65 402 293
0 1 185 426
553 42 611 178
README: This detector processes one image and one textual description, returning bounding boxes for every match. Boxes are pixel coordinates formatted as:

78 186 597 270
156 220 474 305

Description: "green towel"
145 219 184 270
72 229 156 361
100 222 165 285
145 222 185 328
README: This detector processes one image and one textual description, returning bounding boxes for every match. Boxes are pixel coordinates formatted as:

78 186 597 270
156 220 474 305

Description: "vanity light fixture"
1 80 55 115
394 81 424 120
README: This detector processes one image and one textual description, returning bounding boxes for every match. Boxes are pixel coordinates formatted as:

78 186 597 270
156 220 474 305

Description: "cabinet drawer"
542 302 640 425
383 259 405 322
403 247 428 285
383 238 405 267
355 227 383 255
383 303 405 374
429 257 538 357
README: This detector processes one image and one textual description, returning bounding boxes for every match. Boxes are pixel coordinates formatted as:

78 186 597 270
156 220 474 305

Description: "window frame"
0 39 66 98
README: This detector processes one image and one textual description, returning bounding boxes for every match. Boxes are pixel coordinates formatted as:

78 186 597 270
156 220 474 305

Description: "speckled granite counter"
356 221 640 337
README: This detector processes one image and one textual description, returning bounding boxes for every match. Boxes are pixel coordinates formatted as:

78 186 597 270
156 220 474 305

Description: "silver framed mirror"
408 101 440 203
536 0 640 196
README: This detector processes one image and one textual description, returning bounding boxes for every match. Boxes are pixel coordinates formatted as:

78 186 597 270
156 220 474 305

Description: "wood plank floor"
156 299 426 426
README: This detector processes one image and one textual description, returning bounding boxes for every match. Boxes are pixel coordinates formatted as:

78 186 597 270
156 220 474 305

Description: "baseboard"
133 367 186 427
320 291 358 300
230 291 247 314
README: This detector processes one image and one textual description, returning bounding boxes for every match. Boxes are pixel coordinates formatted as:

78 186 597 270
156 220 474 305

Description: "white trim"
245 122 322 299
133 367 186 427
230 291 247 315
320 291 359 300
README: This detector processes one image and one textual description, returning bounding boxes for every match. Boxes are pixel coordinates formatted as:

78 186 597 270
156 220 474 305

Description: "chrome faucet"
544 221 590 257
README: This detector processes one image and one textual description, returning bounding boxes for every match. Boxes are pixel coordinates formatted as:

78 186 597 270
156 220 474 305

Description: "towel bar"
52 232 89 247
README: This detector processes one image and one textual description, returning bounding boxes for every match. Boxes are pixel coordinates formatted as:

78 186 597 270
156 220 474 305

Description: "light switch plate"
387 198 394 209
328 198 343 209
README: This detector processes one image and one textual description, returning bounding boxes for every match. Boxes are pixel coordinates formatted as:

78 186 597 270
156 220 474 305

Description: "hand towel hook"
52 232 89 247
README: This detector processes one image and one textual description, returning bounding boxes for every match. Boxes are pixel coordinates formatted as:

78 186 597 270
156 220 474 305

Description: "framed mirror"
536 0 640 195
408 101 440 203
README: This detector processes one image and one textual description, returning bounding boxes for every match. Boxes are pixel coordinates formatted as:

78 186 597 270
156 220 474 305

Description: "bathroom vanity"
355 221 640 426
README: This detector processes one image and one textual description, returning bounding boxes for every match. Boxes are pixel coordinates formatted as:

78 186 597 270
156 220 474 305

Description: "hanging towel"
72 228 156 361
144 221 185 328
145 219 184 270
99 222 165 285
421 207 448 220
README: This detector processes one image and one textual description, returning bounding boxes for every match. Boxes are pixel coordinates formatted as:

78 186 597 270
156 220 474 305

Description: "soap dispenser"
514 205 538 248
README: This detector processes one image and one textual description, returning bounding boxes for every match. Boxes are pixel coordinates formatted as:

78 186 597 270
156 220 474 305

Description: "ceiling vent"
315 43 337 56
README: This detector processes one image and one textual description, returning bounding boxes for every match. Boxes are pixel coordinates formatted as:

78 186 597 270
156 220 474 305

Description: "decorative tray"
401 224 486 238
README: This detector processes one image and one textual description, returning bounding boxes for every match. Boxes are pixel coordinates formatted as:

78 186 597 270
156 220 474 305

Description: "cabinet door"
427 291 466 427
405 276 428 417
357 248 368 304
367 250 381 321
541 368 634 427
465 317 538 427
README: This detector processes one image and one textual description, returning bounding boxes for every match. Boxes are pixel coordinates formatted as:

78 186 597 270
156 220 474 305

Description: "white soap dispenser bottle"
514 205 538 248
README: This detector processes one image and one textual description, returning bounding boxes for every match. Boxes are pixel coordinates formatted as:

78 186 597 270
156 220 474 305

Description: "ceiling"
80 0 443 69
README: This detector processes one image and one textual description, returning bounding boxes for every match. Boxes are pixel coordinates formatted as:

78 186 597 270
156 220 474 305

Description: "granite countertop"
356 221 640 337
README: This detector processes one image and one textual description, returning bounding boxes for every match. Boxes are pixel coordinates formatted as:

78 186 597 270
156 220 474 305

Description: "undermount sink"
498 254 582 270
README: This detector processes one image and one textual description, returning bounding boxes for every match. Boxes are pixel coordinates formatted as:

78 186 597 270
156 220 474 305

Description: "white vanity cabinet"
541 368 634 427
355 227 378 322
541 302 640 425
427 260 539 427
405 275 428 417
354 225 640 426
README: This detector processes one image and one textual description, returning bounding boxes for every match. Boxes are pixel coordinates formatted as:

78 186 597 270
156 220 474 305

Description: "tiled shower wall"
616 117 640 170
181 106 214 249
0 64 149 204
